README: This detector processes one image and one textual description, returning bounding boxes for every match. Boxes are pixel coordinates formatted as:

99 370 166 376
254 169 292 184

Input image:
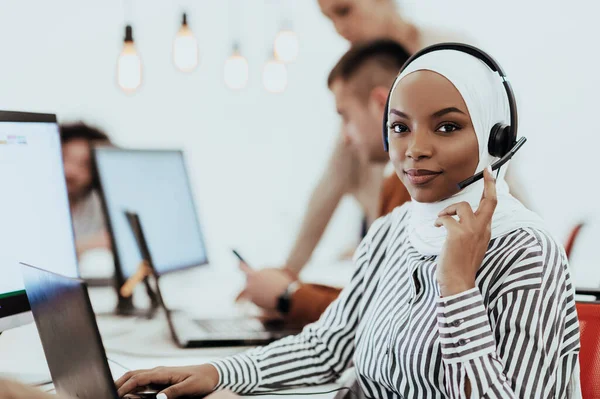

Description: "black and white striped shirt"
212 206 581 398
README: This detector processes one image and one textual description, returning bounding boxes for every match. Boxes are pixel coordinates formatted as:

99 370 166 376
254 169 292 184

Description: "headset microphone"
457 136 526 190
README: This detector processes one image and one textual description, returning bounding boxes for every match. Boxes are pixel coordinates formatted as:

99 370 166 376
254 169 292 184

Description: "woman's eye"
437 123 461 133
389 123 409 134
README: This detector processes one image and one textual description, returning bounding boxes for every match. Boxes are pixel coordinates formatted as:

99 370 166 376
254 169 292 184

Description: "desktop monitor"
0 111 79 332
93 148 208 287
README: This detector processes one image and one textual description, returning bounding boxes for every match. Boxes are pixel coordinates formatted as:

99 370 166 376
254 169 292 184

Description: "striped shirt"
212 205 581 398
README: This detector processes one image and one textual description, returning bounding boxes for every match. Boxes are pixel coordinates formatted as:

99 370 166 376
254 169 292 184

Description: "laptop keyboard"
195 319 265 334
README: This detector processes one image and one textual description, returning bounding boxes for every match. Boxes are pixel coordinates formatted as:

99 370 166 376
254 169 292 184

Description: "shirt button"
457 339 468 346
452 319 462 327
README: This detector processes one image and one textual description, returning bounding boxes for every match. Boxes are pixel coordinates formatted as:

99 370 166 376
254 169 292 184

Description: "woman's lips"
404 169 442 186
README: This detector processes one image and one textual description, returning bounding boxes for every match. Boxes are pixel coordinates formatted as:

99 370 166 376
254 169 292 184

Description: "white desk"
0 261 355 398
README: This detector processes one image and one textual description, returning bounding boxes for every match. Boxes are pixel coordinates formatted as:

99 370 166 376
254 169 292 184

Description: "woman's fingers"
438 166 498 229
235 289 249 302
475 166 498 222
115 370 149 389
238 261 253 275
434 215 460 229
116 369 178 398
157 379 199 399
437 201 475 223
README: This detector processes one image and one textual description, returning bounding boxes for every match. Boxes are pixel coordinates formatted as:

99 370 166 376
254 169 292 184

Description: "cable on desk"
107 357 132 372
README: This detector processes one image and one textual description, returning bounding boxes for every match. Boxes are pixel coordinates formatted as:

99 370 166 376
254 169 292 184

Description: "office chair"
576 294 600 398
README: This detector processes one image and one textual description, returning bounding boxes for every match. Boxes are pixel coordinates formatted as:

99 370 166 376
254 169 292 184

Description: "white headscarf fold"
389 49 546 256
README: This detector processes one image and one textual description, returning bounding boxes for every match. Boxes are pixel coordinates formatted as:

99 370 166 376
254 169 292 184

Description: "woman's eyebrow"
389 109 409 119
431 107 466 119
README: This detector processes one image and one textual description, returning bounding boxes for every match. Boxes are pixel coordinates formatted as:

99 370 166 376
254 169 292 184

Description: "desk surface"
0 261 355 398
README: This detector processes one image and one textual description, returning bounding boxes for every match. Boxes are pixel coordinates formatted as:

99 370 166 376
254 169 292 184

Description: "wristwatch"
276 281 301 314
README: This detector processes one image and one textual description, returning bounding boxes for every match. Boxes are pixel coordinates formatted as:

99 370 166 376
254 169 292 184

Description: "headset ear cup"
488 123 513 158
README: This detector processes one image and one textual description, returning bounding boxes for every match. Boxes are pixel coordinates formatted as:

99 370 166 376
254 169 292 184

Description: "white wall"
0 0 360 269
0 1 598 276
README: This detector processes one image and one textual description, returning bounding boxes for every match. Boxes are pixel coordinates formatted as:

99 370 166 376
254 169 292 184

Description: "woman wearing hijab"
116 46 580 399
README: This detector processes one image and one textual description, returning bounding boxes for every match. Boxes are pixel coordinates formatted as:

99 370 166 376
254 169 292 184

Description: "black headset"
382 42 526 190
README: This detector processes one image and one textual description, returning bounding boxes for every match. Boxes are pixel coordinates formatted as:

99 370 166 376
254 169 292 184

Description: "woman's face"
387 70 479 203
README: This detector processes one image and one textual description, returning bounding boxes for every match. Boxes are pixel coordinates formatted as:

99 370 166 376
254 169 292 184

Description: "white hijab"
389 49 546 256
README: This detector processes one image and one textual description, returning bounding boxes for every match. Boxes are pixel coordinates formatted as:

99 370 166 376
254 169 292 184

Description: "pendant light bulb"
274 29 299 63
224 43 249 90
173 13 199 72
117 25 142 93
262 54 287 93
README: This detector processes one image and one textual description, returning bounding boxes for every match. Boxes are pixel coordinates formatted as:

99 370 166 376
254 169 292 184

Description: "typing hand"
434 167 497 297
115 364 218 399
236 264 293 310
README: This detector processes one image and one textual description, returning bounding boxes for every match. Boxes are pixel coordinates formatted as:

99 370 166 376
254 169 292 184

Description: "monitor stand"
87 281 158 319
113 210 162 319
115 285 160 318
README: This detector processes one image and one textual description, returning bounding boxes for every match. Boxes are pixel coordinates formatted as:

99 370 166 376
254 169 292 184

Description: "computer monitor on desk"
94 148 302 347
93 148 209 313
0 111 79 333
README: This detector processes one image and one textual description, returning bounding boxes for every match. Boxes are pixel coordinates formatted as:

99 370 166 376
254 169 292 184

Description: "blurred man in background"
318 0 449 52
237 0 466 324
281 0 448 278
238 40 411 324
266 0 466 271
60 122 111 259
238 1 530 326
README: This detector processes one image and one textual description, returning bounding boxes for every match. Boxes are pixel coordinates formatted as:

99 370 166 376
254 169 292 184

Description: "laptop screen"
21 263 118 399
93 148 208 278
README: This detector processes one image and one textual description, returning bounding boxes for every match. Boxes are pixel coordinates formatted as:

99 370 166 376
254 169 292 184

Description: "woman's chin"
408 187 454 204
411 193 439 203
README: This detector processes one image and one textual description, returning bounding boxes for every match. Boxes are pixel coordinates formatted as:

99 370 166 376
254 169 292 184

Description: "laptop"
92 148 302 348
21 263 160 399
125 211 302 348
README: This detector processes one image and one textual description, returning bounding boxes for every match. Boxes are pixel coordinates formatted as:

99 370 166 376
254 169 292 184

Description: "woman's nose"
405 130 433 160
